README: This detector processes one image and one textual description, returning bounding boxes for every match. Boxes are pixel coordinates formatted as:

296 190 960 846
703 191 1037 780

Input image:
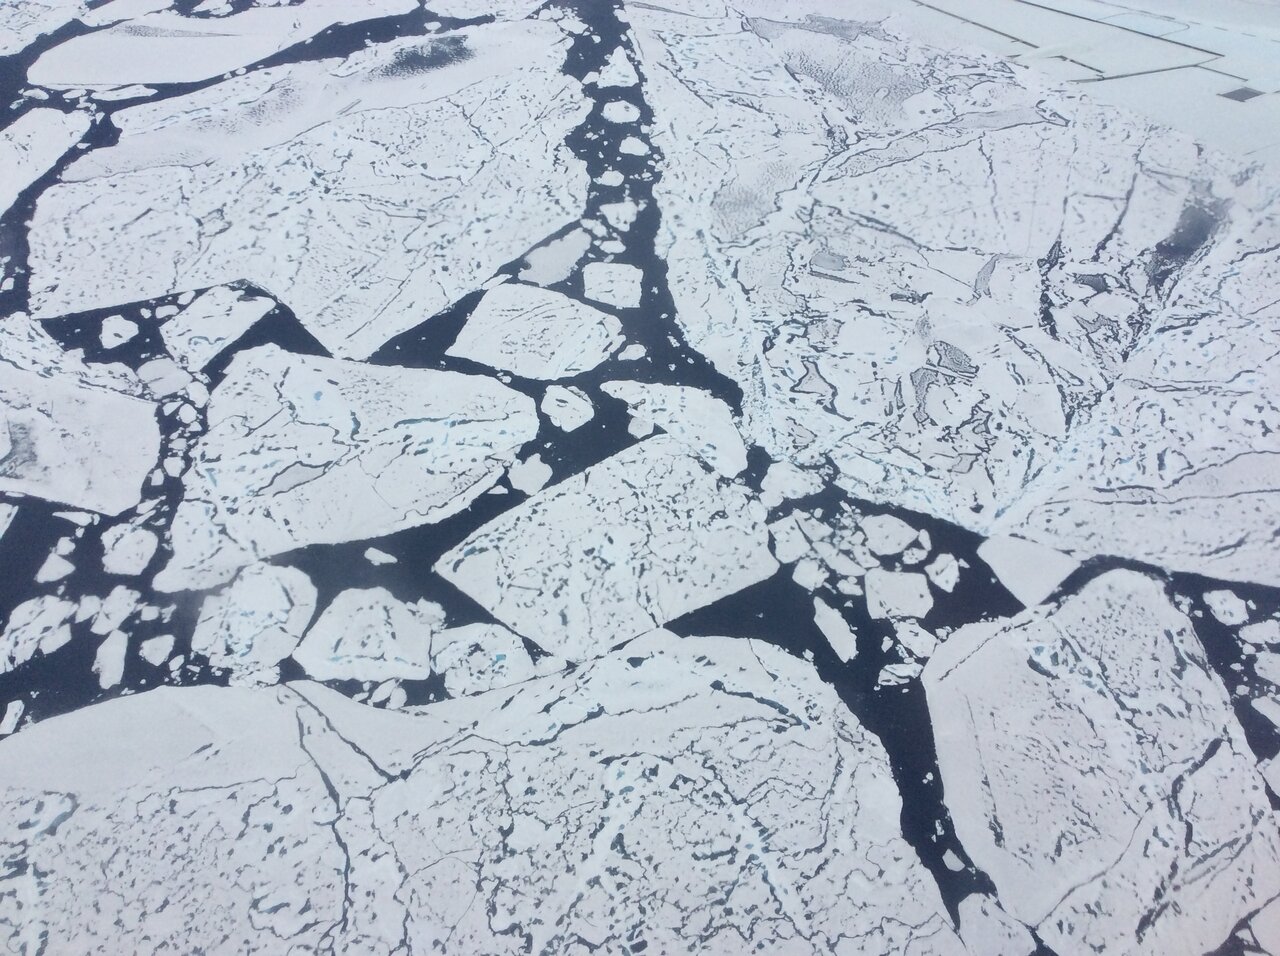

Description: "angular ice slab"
436 436 778 660
447 283 623 379
0 365 160 516
924 570 1280 955
157 345 537 591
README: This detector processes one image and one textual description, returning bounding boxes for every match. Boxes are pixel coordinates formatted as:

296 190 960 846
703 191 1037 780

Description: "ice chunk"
520 229 592 286
28 20 591 360
601 100 640 124
447 284 623 379
812 597 857 662
93 630 128 689
292 588 443 682
864 569 933 620
100 524 158 576
98 315 138 350
436 435 778 660
192 564 317 685
596 46 639 87
0 364 160 516
156 345 537 591
138 634 174 667
602 380 747 476
0 633 963 953
1204 589 1250 626
508 454 552 495
35 553 74 583
582 262 643 309
540 385 594 431
860 514 918 556
0 700 22 736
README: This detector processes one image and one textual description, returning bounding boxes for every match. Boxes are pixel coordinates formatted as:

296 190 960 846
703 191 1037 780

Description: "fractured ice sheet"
436 435 778 660
0 633 965 954
446 283 623 379
28 0 418 87
156 345 537 591
924 569 1280 954
631 0 1280 580
0 108 90 219
0 364 161 515
27 20 591 359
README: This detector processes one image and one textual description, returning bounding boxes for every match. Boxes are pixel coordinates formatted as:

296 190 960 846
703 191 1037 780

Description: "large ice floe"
1 0 1279 953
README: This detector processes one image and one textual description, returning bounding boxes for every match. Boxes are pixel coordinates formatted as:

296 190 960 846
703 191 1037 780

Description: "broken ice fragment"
0 108 90 218
100 525 158 576
1 596 75 674
192 564 317 686
582 262 643 309
0 365 160 516
596 46 639 87
436 435 778 661
99 315 138 350
0 700 22 736
508 454 553 495
864 569 933 620
156 346 537 591
431 622 537 697
292 588 443 683
447 284 623 379
520 229 592 286
924 570 1280 954
138 634 174 667
364 548 398 567
601 100 640 124
1204 589 1250 626
860 514 919 556
160 285 276 372
540 385 594 431
812 597 857 662
93 631 128 689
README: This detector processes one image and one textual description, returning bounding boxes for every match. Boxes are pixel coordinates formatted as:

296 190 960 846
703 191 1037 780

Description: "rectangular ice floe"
156 344 537 591
0 365 160 515
923 569 1280 955
26 19 590 359
446 283 623 379
435 435 778 660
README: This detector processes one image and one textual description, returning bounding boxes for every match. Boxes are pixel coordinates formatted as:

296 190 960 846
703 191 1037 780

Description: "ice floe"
156 345 537 591
436 435 778 660
924 569 1280 954
447 283 623 379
